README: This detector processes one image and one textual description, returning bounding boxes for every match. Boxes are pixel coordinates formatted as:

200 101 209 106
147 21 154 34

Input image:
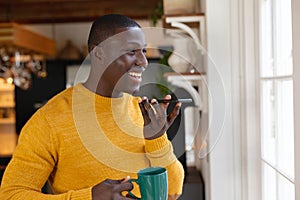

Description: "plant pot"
168 37 193 73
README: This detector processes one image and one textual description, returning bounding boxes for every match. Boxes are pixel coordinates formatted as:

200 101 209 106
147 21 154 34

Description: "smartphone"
155 98 193 103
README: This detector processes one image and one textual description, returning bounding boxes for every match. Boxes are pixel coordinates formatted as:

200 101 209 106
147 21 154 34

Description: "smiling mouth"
128 72 142 79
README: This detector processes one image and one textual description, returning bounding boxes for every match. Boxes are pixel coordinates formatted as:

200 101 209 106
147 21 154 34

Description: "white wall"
24 20 171 56
204 0 243 199
24 23 91 54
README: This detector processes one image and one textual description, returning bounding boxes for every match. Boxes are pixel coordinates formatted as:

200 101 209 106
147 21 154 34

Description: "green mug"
128 167 168 200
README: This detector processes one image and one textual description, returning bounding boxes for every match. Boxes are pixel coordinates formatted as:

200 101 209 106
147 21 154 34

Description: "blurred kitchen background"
1 0 300 200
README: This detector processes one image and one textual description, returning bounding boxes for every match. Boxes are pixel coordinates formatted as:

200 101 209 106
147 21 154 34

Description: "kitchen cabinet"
15 59 69 134
0 80 16 184
0 79 17 157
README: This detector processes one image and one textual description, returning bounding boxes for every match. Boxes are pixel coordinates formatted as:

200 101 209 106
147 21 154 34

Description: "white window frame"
243 0 300 199
291 0 300 199
241 0 262 199
205 0 299 199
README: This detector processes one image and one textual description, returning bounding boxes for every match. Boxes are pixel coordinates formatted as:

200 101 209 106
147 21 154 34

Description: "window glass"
276 79 294 179
260 0 294 199
260 0 293 77
278 172 295 200
261 80 276 164
262 163 276 200
260 0 274 77
275 0 293 76
262 163 295 200
261 79 294 178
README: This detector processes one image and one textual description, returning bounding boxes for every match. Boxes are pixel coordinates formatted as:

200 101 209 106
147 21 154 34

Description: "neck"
82 80 123 98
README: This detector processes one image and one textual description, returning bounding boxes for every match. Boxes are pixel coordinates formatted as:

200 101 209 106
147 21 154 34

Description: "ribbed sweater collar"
74 83 131 106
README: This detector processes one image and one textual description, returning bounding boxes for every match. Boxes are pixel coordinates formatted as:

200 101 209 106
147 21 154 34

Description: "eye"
127 49 136 55
127 49 147 55
142 48 147 54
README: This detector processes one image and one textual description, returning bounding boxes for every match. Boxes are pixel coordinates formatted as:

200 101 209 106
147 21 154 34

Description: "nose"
135 50 148 68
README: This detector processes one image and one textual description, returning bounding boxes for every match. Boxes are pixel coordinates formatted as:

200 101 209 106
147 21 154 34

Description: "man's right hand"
139 95 181 140
92 177 134 200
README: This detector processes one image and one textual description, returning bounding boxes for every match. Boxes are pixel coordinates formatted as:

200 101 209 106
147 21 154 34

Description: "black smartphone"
155 98 193 103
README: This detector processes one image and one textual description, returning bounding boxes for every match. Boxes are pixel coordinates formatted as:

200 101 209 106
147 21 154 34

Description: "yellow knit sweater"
0 83 184 199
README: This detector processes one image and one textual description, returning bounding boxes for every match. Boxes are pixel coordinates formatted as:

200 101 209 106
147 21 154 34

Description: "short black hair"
87 14 141 52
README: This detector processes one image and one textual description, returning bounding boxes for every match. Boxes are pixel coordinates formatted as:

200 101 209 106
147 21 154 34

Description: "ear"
93 46 103 60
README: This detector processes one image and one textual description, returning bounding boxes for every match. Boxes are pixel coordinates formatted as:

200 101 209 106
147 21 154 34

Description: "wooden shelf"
162 14 206 51
0 104 15 108
162 13 205 29
0 83 14 92
0 23 56 57
0 88 14 93
0 117 15 124
0 81 15 109
164 72 204 82
0 79 16 146
0 133 17 156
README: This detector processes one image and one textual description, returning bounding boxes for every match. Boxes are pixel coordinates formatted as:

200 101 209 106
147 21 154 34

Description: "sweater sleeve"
0 110 92 200
144 133 184 197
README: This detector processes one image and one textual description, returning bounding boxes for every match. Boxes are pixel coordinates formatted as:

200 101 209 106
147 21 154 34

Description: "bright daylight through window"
260 0 294 199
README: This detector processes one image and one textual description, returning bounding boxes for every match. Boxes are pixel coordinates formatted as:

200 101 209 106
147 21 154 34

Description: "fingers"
139 97 166 126
165 94 172 100
118 196 136 200
139 97 159 121
139 97 151 125
114 182 133 193
104 177 133 192
139 95 182 139
114 177 134 200
149 99 164 119
121 176 130 183
160 94 171 109
147 100 158 120
167 102 181 125
105 179 123 185
93 177 134 200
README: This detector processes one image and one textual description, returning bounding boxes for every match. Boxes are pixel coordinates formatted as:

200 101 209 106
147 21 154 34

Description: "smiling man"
85 24 148 97
0 14 184 200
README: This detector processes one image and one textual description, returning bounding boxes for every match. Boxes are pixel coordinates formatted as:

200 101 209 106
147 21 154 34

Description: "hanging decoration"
0 48 46 90
0 23 56 90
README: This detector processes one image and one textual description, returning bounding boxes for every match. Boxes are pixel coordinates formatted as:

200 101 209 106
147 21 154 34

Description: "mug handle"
128 179 141 199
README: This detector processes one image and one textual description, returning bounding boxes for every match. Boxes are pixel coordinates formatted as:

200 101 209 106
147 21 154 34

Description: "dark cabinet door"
15 60 67 134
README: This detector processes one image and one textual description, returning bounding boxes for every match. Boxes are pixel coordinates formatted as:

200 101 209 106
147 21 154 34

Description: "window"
259 0 295 199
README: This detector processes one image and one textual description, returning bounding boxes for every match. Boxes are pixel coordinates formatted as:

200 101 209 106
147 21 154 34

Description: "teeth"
128 72 142 78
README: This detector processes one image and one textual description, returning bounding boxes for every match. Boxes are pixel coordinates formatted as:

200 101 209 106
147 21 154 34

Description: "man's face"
97 27 148 97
